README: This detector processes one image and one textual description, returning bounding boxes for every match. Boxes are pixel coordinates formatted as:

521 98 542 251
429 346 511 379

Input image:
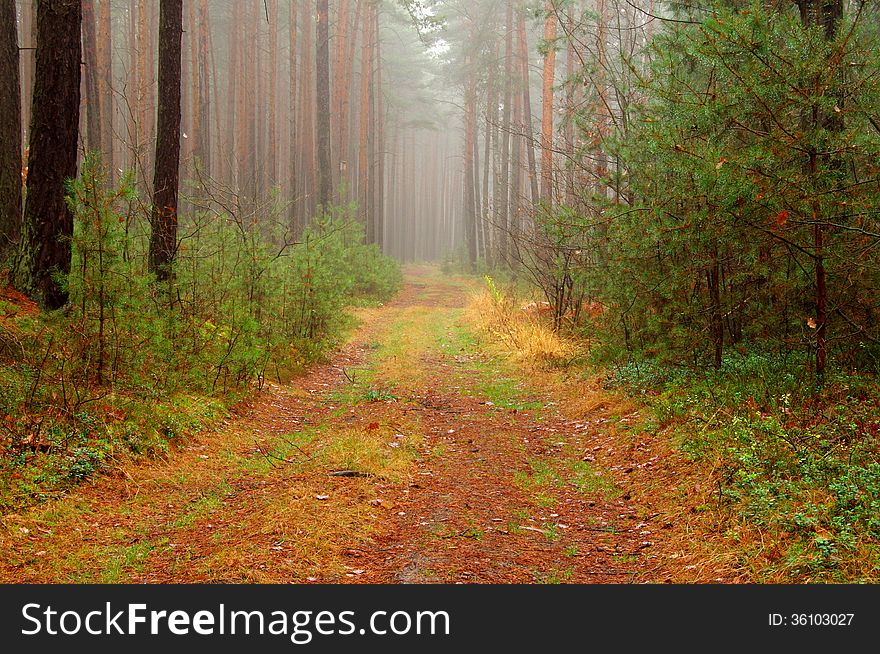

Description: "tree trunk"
463 58 478 270
82 0 102 155
482 70 493 263
375 9 385 250
20 1 36 153
497 4 513 264
299 0 316 224
136 0 152 187
563 7 575 204
517 12 539 208
332 0 349 195
148 0 183 282
708 250 722 369
289 0 299 231
798 0 843 380
17 0 82 310
0 0 21 256
197 0 210 176
540 2 556 205
227 3 240 188
509 50 523 262
595 0 609 187
185 0 198 170
357 2 373 239
267 0 278 187
345 0 363 195
98 0 114 182
315 0 332 209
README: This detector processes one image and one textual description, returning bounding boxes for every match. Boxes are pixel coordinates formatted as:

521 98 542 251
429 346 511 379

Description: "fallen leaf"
775 209 789 227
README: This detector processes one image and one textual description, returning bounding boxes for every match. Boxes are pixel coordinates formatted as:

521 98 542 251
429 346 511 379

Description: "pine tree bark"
357 3 373 239
289 0 299 231
82 0 102 154
17 0 82 309
0 0 21 256
315 0 332 209
98 0 114 183
299 0 316 224
594 0 609 185
136 0 151 186
482 69 494 262
186 0 198 168
509 54 523 260
268 0 278 187
345 0 363 195
197 0 211 176
540 1 556 205
223 3 238 187
463 56 478 270
20 1 36 153
497 4 513 263
517 12 539 208
148 0 182 282
332 0 349 194
375 10 385 250
563 7 575 204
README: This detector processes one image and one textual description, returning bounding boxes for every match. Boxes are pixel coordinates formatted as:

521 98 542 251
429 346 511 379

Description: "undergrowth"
0 159 402 511
608 353 880 582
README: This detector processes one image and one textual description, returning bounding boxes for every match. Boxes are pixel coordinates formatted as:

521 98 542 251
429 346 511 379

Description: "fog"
13 0 655 263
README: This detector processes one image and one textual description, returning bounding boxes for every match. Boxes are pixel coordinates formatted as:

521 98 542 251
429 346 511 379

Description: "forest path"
0 267 664 583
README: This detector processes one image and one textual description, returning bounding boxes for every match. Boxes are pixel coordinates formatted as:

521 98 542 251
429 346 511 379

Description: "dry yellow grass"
466 284 579 366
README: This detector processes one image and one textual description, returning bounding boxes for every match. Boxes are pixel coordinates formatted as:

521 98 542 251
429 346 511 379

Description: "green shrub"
0 159 402 510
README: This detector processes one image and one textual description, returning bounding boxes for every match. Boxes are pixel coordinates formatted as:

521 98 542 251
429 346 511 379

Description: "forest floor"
0 266 731 583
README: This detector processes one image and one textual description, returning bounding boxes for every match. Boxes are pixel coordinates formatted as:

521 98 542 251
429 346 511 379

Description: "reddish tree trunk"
517 13 539 208
268 0 278 187
299 0 316 223
289 0 299 230
540 2 557 205
315 0 332 209
357 3 373 238
82 0 102 155
375 9 385 250
98 0 114 181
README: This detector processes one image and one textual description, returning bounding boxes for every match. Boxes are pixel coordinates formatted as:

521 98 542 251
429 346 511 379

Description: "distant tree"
316 0 332 208
148 0 183 282
289 0 299 231
196 0 211 177
358 2 375 239
268 0 278 187
463 49 478 270
17 0 82 309
540 1 557 205
0 0 21 258
516 10 539 207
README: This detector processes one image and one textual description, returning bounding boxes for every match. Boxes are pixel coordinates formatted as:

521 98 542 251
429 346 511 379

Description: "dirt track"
1 268 667 583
